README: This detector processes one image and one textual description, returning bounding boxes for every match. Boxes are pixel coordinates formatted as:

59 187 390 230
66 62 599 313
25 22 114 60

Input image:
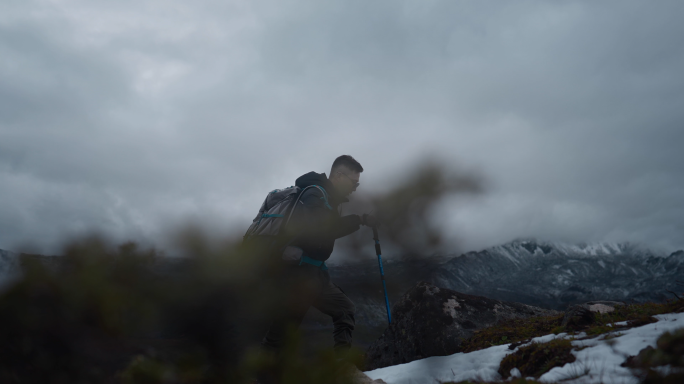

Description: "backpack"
242 185 331 252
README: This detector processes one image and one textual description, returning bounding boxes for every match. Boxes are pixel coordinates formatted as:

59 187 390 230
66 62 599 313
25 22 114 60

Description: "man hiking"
259 155 378 354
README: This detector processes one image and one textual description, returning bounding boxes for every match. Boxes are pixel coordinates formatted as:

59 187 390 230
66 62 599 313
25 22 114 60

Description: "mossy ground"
460 314 565 353
461 300 684 354
498 339 575 379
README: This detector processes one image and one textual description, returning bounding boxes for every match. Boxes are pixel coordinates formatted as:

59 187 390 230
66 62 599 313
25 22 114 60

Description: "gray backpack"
242 185 330 251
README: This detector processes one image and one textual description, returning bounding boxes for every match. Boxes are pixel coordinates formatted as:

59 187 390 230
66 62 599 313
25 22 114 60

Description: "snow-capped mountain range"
429 239 684 310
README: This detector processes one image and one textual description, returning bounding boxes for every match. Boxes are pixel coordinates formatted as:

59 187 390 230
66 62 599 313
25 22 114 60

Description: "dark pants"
262 264 356 350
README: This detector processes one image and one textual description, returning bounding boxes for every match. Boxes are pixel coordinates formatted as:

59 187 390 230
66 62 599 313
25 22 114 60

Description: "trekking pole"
372 227 391 325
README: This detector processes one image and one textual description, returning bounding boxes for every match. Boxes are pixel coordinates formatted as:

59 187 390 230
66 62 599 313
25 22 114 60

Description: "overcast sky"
1 0 683 256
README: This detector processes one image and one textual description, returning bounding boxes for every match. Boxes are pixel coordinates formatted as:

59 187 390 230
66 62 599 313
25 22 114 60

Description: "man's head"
329 155 363 197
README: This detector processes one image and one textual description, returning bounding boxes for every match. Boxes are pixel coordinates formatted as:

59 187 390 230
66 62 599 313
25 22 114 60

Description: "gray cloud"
1 0 683 255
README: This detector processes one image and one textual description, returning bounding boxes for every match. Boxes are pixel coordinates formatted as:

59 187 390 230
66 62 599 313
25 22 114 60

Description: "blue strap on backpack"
298 255 328 271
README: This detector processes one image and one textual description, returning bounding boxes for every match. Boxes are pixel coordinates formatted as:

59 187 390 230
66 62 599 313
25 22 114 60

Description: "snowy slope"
365 312 684 384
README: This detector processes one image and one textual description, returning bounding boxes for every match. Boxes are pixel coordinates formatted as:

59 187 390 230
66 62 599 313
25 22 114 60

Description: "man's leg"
261 303 310 350
313 281 356 350
262 267 320 349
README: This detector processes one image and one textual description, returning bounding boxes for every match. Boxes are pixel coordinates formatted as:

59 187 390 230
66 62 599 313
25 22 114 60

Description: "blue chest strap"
299 255 328 271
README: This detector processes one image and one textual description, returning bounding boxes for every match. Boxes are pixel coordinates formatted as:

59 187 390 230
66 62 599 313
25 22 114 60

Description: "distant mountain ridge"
491 238 668 258
428 239 684 310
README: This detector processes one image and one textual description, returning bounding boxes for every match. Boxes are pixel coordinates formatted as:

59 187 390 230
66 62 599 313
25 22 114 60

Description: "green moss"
461 300 684 354
597 302 681 324
586 325 613 336
584 305 663 337
460 314 564 353
498 339 576 379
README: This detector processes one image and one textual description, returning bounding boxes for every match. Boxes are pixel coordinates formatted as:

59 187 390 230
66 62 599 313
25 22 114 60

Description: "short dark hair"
331 155 363 175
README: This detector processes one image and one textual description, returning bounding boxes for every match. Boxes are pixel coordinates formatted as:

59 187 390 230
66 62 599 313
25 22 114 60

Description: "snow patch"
608 321 629 327
424 285 440 296
365 344 511 384
443 298 461 318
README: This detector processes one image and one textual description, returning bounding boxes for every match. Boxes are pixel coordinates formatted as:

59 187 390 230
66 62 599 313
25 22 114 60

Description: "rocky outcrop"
561 301 625 330
365 282 559 370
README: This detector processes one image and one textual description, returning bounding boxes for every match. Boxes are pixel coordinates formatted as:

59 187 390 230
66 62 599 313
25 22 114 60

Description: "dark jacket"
284 172 361 261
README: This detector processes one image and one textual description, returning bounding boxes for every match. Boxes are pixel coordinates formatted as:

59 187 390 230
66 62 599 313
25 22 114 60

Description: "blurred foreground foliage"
370 161 481 257
0 235 360 384
0 161 482 383
338 161 482 263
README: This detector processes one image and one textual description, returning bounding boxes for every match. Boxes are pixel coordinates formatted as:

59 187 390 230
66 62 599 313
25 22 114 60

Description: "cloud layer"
1 0 683 254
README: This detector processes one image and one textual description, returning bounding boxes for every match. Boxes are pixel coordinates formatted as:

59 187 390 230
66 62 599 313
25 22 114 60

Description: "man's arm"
285 189 360 253
332 215 361 239
288 189 360 237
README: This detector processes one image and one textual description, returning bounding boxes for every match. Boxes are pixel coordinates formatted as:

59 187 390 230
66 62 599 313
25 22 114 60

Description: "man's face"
331 168 360 197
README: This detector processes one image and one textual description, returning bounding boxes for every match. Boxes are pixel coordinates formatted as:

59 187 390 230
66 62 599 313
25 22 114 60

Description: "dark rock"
561 304 595 330
364 282 559 370
562 301 625 330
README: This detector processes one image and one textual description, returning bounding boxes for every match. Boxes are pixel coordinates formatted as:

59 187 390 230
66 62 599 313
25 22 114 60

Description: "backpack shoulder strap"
310 185 332 210
284 185 333 224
